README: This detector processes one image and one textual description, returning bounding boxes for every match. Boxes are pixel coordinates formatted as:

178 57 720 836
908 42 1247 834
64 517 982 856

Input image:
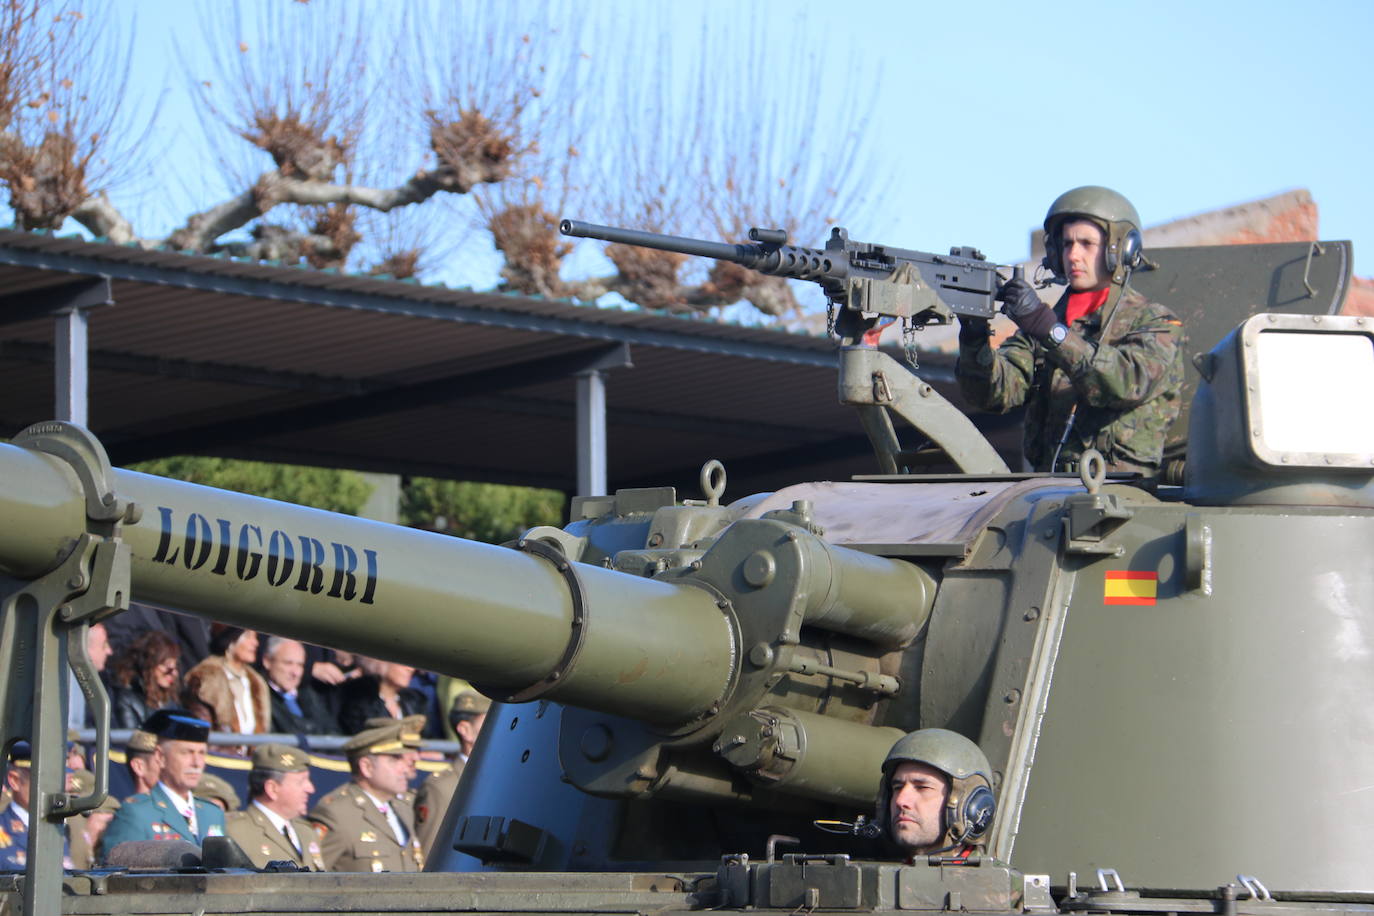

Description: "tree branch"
69 192 140 245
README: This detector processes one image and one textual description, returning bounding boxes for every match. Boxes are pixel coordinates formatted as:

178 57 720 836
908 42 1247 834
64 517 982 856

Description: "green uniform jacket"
306 782 424 873
100 785 226 862
226 804 326 871
956 287 1185 474
413 761 462 863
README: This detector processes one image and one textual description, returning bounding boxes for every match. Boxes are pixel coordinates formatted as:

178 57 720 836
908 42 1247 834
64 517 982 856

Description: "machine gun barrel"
560 219 840 281
0 439 733 725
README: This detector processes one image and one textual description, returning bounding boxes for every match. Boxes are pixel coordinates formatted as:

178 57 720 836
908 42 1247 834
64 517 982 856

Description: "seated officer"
0 742 33 871
67 769 121 870
874 729 996 862
101 710 225 859
226 744 324 870
306 723 424 872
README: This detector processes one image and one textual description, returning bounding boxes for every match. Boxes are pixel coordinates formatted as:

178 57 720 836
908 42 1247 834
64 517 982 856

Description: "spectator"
183 626 270 734
68 622 113 729
261 637 337 735
124 727 161 798
103 602 212 679
337 659 428 736
225 744 323 870
109 631 183 730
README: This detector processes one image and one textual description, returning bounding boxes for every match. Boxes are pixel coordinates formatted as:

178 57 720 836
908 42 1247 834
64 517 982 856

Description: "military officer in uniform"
123 726 161 798
66 769 121 870
194 772 242 813
414 691 489 861
0 743 33 870
100 710 226 860
307 723 424 872
873 729 996 862
225 744 324 870
364 713 426 817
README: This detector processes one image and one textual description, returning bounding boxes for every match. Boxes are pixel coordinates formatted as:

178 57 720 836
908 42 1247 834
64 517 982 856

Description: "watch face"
1051 324 1068 344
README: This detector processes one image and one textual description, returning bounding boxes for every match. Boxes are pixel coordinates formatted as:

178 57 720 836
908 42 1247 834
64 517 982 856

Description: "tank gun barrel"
0 439 734 725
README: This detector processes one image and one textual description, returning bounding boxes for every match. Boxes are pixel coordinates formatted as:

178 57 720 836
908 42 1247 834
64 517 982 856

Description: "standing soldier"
226 744 324 870
957 186 1185 476
307 723 424 872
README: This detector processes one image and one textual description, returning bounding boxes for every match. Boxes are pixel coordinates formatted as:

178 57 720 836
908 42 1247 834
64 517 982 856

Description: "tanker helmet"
1042 185 1143 285
875 728 995 850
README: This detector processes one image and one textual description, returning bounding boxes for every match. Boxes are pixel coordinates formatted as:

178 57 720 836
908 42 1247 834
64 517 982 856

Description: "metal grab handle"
64 614 111 818
1301 241 1326 299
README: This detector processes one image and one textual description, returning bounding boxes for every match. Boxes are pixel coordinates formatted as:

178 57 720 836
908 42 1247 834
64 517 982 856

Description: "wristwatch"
1047 323 1069 348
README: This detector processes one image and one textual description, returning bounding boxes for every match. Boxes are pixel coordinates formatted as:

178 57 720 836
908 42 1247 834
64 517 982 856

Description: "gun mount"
1 301 1372 916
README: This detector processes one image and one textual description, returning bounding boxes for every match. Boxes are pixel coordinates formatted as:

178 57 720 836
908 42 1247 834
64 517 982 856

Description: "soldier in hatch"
874 729 996 862
306 723 424 872
956 187 1185 476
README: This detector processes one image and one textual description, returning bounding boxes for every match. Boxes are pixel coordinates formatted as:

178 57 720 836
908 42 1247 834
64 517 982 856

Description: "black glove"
996 277 1057 340
957 315 991 347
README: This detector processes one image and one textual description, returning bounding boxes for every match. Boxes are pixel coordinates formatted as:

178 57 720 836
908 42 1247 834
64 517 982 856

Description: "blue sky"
114 0 1372 283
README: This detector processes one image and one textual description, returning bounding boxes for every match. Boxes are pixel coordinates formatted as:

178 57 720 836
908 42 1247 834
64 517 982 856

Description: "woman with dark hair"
183 625 271 734
109 631 183 729
337 657 430 736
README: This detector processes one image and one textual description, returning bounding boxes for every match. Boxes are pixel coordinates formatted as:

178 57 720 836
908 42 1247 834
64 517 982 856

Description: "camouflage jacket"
956 287 1185 474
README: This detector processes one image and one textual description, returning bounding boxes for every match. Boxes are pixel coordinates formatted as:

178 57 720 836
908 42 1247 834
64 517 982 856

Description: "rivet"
1003 689 1021 705
1024 607 1040 622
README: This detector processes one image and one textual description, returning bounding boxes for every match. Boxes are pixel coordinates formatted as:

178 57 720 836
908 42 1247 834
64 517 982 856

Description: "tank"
0 237 1372 916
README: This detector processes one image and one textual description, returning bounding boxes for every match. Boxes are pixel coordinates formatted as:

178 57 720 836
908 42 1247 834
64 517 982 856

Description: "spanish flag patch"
1104 570 1157 605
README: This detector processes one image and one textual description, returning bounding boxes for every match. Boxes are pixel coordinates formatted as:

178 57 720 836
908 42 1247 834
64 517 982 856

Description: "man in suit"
262 637 336 735
306 723 424 872
226 744 324 870
101 710 225 860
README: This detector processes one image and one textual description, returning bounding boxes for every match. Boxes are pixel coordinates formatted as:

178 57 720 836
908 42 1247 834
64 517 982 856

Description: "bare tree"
0 0 883 320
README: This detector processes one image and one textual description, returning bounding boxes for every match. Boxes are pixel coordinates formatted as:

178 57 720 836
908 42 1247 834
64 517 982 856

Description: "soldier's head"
365 714 426 779
125 727 161 793
194 772 242 812
249 743 315 819
344 724 411 799
448 691 491 757
144 709 211 796
875 729 995 857
262 637 307 693
5 742 32 809
69 768 120 833
1042 186 1143 291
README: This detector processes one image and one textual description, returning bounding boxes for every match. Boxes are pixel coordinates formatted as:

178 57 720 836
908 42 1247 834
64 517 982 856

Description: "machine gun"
561 219 1017 475
559 220 1006 341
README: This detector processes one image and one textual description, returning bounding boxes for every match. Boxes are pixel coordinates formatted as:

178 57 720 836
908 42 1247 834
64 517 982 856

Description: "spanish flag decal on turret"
1104 570 1157 605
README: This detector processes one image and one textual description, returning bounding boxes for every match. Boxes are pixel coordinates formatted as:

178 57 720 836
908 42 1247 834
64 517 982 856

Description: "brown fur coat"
183 655 271 734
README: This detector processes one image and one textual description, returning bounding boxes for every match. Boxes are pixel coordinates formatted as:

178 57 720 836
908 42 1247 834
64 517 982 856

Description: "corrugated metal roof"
0 228 1011 497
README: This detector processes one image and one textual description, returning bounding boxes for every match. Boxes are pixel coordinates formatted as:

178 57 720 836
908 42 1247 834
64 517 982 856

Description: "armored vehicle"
0 232 1371 916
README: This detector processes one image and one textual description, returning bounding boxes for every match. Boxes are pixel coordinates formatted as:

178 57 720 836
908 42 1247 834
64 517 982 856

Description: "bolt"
1003 689 1021 705
101 493 115 505
1024 607 1040 622
59 605 74 620
68 574 86 590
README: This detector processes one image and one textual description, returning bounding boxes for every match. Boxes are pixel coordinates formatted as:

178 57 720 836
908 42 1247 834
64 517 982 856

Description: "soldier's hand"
957 315 991 347
997 277 1057 340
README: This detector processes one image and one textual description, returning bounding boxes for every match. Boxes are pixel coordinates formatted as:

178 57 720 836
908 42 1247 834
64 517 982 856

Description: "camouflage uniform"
957 286 1185 474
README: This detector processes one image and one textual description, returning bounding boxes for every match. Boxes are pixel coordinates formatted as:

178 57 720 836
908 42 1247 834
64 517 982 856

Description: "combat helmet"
874 728 995 851
1042 185 1143 285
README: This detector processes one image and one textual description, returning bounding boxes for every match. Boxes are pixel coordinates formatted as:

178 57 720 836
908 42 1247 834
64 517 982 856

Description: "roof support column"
54 308 89 426
576 368 607 497
0 277 115 427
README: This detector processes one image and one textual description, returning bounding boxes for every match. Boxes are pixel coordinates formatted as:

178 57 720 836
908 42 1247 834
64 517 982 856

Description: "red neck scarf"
1065 287 1110 324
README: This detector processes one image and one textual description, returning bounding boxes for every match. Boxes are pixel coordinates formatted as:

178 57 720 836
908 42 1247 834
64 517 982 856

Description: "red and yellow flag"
1104 570 1157 606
